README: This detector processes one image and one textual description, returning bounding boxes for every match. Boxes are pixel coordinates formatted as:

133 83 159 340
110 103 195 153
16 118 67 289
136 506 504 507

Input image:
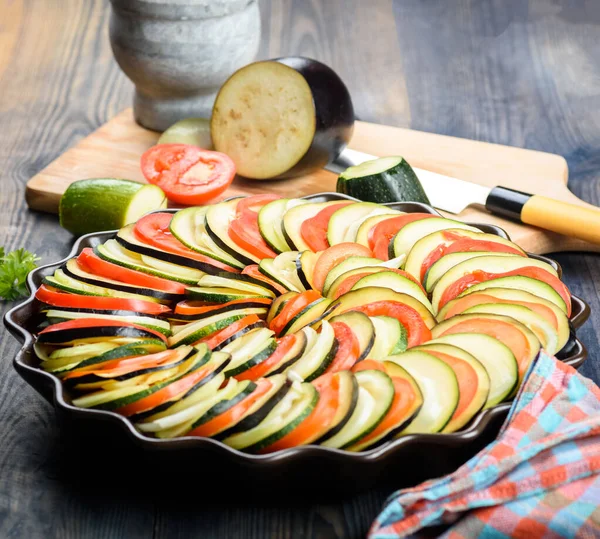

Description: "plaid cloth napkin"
369 351 600 539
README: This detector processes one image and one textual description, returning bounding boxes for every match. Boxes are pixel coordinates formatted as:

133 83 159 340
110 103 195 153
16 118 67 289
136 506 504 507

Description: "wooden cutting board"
25 108 599 255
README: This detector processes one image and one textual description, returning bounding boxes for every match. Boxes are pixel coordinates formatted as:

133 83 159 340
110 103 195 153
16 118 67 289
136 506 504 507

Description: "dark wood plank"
1 1 600 538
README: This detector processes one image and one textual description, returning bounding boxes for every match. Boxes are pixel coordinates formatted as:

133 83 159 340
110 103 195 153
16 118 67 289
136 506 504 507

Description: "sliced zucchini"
320 369 394 449
387 351 459 434
222 381 318 452
258 198 309 253
336 156 431 205
95 240 203 285
185 287 272 303
296 251 318 290
280 298 338 336
313 371 359 443
205 198 259 265
258 252 306 292
261 330 308 376
343 207 401 244
321 256 385 296
169 206 245 269
284 320 337 382
327 311 375 362
221 328 278 377
266 291 297 324
368 316 407 359
391 218 480 258
355 213 405 247
282 201 346 251
326 202 387 246
197 274 276 298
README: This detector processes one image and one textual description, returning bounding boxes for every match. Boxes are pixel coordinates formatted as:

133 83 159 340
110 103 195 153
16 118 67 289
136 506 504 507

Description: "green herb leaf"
0 248 40 301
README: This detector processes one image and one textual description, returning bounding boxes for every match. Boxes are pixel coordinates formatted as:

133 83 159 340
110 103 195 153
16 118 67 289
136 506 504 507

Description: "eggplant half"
210 56 355 180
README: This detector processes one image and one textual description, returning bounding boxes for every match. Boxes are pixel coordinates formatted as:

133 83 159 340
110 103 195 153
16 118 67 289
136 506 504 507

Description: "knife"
327 148 600 246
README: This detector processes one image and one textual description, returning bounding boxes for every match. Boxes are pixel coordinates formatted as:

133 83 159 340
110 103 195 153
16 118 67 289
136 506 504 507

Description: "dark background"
1 1 600 537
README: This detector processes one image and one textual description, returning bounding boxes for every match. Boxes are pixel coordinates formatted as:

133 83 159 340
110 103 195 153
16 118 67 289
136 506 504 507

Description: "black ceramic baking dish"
4 193 590 496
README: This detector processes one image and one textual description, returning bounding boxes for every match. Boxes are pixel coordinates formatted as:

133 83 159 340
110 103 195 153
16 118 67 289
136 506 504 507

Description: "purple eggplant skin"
273 56 355 179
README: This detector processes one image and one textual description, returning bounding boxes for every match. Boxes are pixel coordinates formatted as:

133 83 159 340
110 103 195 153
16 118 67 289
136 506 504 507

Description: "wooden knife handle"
486 187 600 245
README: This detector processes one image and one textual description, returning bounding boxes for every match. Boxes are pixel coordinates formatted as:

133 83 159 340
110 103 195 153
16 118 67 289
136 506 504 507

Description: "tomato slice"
133 212 239 273
269 290 322 334
441 292 559 329
350 301 432 347
236 194 282 214
333 268 426 299
300 202 353 252
38 318 168 343
420 234 525 281
62 349 183 381
187 378 274 438
369 214 436 260
140 143 236 205
437 318 531 380
175 298 272 315
35 284 171 315
261 372 340 452
351 359 386 373
312 243 373 292
234 334 298 381
241 265 288 295
229 215 277 260
77 248 185 294
324 322 361 373
198 314 263 350
438 268 571 315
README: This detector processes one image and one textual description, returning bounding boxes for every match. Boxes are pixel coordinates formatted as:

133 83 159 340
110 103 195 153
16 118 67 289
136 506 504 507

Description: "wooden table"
1 1 600 537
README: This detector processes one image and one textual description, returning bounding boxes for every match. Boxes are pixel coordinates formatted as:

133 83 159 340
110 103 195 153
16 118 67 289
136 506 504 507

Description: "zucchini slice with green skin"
166 301 270 323
313 371 359 444
425 333 518 408
168 307 268 347
258 198 310 253
411 343 490 433
145 377 243 438
222 381 318 453
456 275 568 314
62 259 182 303
336 156 430 205
116 225 225 275
387 350 459 435
391 218 481 259
205 198 258 265
197 274 276 298
282 201 346 251
321 256 384 296
279 298 338 336
333 287 436 330
326 202 388 246
320 369 395 449
95 240 203 285
347 362 422 451
213 374 292 440
284 320 337 382
463 303 559 355
296 251 318 290
430 255 560 315
43 308 172 337
327 311 375 362
44 269 165 304
355 213 406 247
258 252 306 293
221 329 278 377
73 344 211 410
169 206 245 269
350 271 433 313
424 252 519 293
368 316 407 359
185 287 273 303
266 291 297 324
404 228 525 282
343 207 401 244
264 329 310 376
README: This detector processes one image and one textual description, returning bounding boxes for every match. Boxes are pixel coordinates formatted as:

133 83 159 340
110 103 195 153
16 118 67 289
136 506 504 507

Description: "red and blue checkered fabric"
369 352 600 538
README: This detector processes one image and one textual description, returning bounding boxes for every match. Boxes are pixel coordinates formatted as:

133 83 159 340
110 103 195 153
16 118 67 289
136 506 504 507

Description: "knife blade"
327 148 600 246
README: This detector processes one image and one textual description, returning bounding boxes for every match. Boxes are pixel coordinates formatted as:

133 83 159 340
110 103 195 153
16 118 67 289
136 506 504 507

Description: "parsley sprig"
0 247 40 301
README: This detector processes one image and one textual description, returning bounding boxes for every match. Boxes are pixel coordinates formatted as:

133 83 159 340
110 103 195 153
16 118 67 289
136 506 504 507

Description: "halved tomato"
369 214 436 260
312 243 373 292
134 212 239 273
35 284 171 315
77 248 186 294
300 202 353 252
350 301 431 347
140 143 236 205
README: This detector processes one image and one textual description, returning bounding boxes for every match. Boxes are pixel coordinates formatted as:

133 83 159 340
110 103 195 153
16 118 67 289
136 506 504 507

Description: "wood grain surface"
2 1 600 538
27 107 600 255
